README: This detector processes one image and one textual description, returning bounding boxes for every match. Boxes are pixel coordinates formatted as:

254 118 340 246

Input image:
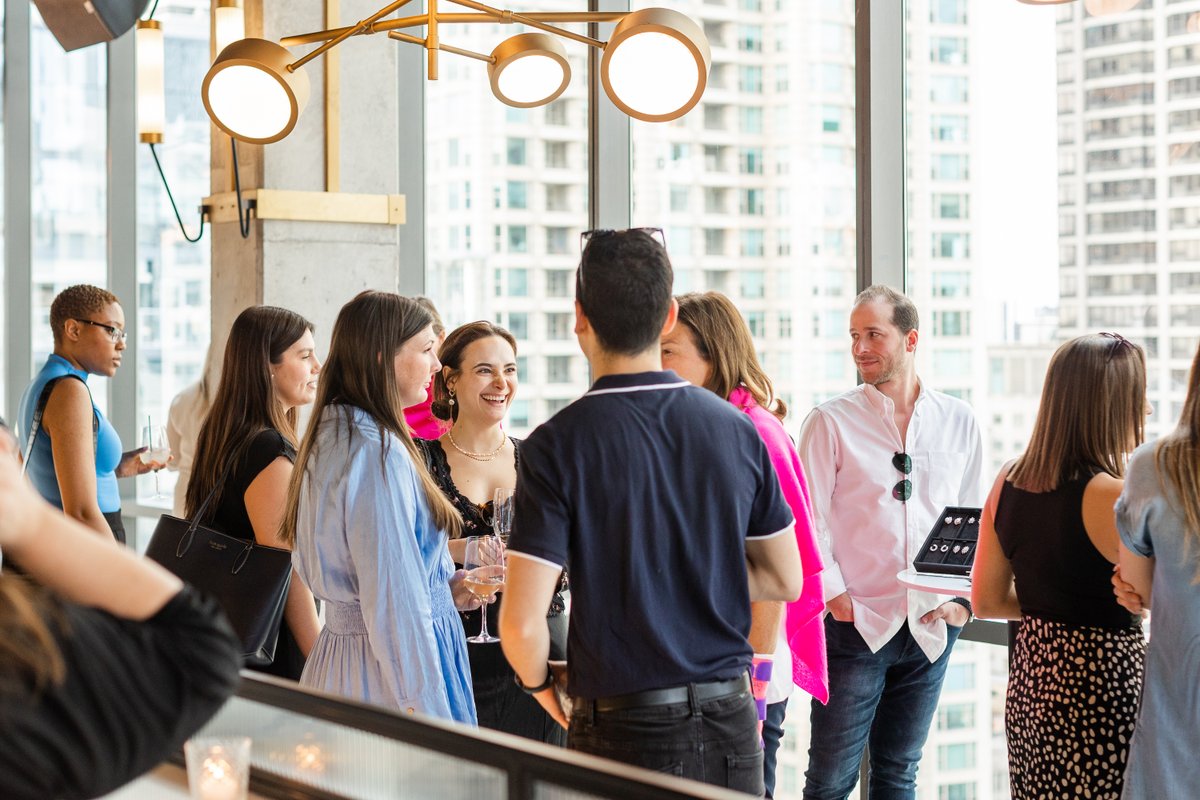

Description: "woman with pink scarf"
662 291 828 799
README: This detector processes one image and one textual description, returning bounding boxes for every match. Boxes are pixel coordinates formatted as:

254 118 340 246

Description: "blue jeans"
569 686 764 796
763 699 788 799
803 618 962 800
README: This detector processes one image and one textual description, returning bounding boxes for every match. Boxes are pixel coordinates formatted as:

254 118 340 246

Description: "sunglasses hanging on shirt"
891 451 912 502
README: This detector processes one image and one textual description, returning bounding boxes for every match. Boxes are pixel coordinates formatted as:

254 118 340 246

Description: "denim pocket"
726 750 765 796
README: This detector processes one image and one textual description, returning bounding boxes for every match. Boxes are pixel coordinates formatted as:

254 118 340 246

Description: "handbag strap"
184 442 248 533
21 375 99 477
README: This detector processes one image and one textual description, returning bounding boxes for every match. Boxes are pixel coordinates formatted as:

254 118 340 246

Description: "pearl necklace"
447 429 507 461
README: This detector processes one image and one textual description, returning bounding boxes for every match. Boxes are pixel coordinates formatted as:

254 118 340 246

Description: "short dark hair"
576 229 673 355
50 284 120 345
853 284 919 334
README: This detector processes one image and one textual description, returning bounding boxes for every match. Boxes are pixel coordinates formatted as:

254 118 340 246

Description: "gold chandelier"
201 0 712 145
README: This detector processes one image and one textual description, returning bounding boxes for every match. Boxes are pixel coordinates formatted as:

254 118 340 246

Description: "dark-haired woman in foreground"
0 421 239 800
186 305 322 680
973 333 1148 800
282 291 478 722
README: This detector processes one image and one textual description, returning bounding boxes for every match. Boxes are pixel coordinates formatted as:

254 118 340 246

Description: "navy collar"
585 370 691 397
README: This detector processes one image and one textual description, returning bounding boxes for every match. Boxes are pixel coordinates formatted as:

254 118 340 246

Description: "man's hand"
532 661 571 730
826 592 854 622
1112 565 1147 616
921 600 969 627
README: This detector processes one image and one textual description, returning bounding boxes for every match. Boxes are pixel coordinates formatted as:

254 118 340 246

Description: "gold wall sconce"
201 0 711 144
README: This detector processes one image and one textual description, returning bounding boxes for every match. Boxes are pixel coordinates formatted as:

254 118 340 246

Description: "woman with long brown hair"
0 420 239 800
185 305 322 680
418 320 567 744
662 291 826 799
1113 339 1200 797
973 332 1148 800
281 291 478 722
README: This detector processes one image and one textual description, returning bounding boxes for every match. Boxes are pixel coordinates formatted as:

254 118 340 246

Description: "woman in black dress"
0 420 240 800
185 305 322 680
417 321 566 745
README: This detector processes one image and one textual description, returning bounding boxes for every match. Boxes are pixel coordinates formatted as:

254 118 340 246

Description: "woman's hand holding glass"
463 535 506 643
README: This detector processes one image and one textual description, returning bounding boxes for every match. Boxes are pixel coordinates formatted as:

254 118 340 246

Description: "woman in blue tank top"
17 285 166 543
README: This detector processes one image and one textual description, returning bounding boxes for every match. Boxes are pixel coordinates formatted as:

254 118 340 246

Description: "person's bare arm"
1117 543 1154 612
1 434 182 618
746 527 803 602
1081 473 1124 564
245 456 321 656
499 552 568 729
972 464 1021 620
42 380 111 537
749 601 783 654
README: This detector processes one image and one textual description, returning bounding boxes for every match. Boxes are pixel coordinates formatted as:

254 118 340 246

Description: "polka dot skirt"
1006 616 1146 800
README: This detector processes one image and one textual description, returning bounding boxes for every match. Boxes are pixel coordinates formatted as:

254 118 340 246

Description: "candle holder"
184 737 252 800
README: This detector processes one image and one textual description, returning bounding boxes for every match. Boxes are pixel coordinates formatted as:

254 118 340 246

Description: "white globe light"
207 66 293 141
601 8 710 123
202 39 310 144
497 54 566 106
488 34 571 109
605 32 697 119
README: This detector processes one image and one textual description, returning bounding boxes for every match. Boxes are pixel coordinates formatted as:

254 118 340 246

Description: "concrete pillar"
208 0 406 362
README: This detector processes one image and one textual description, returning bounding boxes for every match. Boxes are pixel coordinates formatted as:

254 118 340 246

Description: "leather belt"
586 673 750 713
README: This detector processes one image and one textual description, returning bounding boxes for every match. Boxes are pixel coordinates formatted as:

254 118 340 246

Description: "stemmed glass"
492 488 514 543
463 535 505 644
140 422 170 500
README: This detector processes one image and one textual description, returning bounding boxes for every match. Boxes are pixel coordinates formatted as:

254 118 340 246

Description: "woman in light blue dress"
1114 340 1200 799
281 291 477 724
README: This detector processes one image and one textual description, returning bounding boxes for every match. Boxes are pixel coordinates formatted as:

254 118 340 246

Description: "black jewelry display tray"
912 505 982 577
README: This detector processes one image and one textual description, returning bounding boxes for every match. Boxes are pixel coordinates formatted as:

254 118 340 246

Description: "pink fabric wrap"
730 386 829 704
404 387 448 441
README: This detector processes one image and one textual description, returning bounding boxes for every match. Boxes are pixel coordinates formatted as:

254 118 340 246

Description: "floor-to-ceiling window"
30 5 109 413
135 0 212 506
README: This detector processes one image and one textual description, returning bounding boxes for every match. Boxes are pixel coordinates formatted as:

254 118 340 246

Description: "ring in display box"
912 505 981 578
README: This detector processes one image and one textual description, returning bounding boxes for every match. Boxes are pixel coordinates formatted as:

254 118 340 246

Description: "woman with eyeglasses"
661 292 827 799
973 332 1149 800
17 285 165 543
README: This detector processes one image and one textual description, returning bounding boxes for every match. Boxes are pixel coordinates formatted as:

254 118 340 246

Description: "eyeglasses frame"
72 318 127 344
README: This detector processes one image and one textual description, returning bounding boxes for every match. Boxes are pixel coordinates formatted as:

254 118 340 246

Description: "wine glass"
492 488 515 544
463 535 505 644
140 423 170 500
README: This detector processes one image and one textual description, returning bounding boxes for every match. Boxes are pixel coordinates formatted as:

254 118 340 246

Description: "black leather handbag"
144 466 292 666
912 505 982 577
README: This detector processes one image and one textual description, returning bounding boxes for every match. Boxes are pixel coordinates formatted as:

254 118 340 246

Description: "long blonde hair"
675 291 787 421
280 292 461 545
1009 333 1146 493
1155 340 1200 577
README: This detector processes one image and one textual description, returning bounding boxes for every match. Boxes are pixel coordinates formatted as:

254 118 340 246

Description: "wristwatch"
948 596 974 623
514 667 555 694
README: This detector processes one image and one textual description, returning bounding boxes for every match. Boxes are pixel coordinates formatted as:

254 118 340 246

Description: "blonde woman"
973 332 1148 800
1114 339 1200 798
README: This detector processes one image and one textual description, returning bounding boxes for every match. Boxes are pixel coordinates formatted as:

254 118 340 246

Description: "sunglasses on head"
892 451 912 502
1098 331 1133 364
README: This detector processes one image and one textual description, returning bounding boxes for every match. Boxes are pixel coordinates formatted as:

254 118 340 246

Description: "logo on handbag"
208 540 228 552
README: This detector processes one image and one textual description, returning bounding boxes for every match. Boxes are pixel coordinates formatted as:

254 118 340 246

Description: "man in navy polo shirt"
499 228 803 795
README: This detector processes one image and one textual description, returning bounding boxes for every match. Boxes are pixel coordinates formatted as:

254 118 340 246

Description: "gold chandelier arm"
447 0 605 48
387 30 494 63
288 0 419 70
281 11 624 48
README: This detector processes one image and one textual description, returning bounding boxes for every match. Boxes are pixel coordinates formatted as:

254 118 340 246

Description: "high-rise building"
1055 0 1200 439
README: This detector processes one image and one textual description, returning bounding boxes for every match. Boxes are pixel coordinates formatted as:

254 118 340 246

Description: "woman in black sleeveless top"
973 333 1148 800
186 306 323 681
417 321 567 745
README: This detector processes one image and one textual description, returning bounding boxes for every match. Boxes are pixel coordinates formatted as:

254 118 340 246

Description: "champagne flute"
463 535 505 644
140 422 170 500
492 487 515 544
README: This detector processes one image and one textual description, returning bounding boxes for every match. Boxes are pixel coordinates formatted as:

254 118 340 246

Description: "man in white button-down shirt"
798 285 982 800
